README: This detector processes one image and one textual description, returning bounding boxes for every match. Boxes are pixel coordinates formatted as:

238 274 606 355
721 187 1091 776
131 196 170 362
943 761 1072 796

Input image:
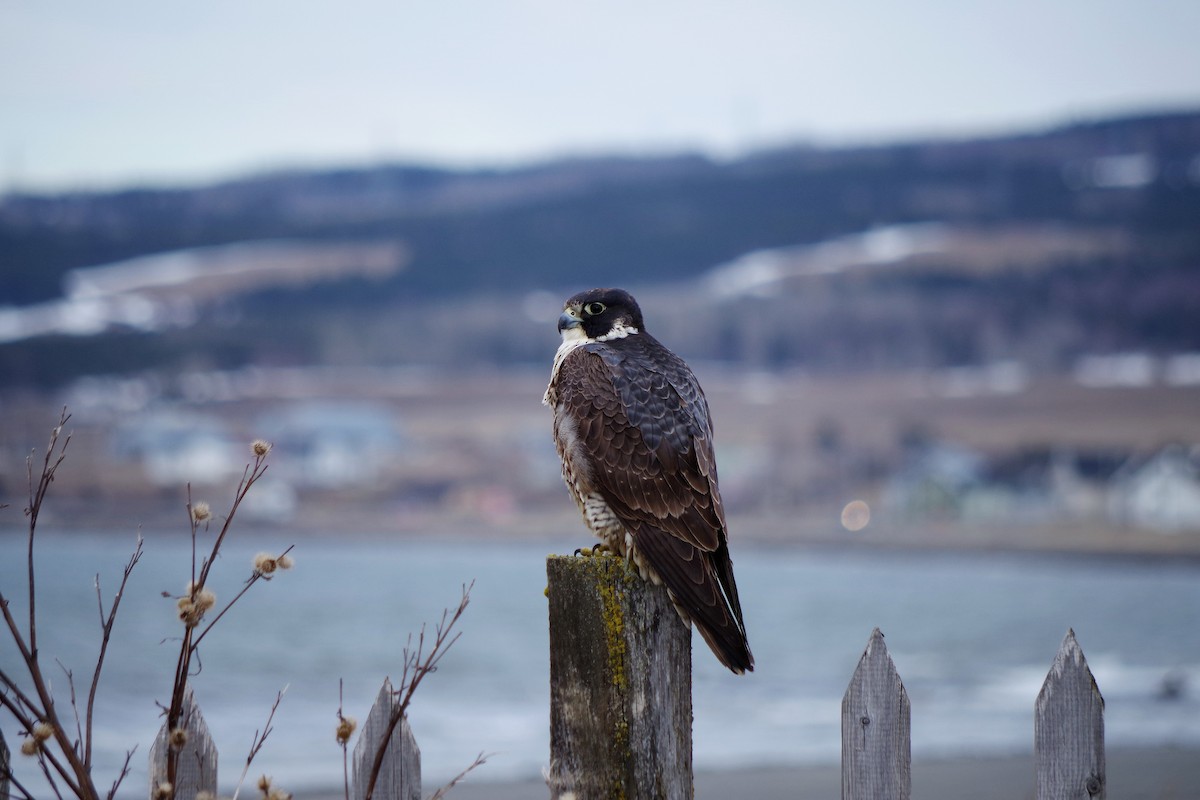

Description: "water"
2 531 1198 796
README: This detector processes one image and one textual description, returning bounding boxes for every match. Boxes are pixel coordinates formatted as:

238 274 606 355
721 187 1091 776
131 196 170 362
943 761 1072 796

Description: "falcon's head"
558 288 645 342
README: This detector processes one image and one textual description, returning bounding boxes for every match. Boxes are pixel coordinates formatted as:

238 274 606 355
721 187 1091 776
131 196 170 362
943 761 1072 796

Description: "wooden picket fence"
0 556 1108 800
841 626 1104 800
544 555 1107 800
142 679 423 800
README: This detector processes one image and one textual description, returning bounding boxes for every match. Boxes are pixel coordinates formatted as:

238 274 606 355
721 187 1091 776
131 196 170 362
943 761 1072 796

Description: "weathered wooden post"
148 688 217 800
546 554 692 800
352 679 421 800
842 628 911 800
1036 629 1105 800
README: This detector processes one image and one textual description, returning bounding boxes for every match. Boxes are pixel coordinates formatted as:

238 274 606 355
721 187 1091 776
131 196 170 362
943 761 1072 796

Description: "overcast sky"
3 0 1199 193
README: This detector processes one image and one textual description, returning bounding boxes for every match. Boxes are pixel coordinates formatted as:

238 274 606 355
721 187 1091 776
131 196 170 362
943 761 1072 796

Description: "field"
2 367 1198 560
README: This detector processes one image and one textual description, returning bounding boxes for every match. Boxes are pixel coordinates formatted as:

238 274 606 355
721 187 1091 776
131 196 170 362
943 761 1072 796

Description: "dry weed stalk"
426 752 489 800
334 680 356 800
4 411 485 800
0 410 140 800
230 687 288 800
160 441 292 800
0 411 294 800
358 581 480 800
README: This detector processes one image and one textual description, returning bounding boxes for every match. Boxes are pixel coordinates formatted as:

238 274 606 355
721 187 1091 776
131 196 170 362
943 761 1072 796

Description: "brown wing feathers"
559 337 754 672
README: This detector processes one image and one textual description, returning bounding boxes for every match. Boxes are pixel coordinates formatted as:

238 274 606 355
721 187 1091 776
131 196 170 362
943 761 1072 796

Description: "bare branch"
194 456 269 591
190 546 294 651
0 687 83 799
103 747 136 800
1 658 46 720
230 687 288 800
426 752 490 800
21 729 79 800
35 748 66 800
25 409 73 660
86 535 143 769
363 582 473 800
7 410 97 800
0 685 40 732
336 679 353 800
4 763 39 800
163 450 275 799
3 419 295 800
53 658 84 758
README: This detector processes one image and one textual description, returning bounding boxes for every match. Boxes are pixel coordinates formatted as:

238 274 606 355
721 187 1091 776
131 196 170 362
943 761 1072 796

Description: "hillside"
1 110 1199 387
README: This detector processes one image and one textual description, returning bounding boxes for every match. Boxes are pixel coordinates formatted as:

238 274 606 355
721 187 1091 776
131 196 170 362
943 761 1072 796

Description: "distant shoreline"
11 515 1200 566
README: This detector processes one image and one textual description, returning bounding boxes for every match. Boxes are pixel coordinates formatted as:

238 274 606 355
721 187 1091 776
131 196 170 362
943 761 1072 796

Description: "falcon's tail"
632 526 754 674
693 609 755 675
701 540 755 674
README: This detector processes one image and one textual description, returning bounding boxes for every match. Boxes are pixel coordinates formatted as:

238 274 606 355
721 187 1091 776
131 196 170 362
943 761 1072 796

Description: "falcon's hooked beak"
557 306 583 334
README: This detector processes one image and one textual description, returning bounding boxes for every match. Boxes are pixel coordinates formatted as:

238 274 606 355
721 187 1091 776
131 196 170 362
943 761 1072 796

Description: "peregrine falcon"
544 287 754 673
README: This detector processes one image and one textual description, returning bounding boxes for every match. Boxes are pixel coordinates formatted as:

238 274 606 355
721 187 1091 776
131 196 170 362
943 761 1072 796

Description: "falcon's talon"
545 287 755 674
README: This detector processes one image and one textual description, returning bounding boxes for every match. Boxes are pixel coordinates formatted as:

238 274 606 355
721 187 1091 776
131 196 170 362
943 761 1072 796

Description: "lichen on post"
546 554 692 800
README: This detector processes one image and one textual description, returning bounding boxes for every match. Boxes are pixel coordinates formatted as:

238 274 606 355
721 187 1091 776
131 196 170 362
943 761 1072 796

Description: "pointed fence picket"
841 628 911 800
1 728 10 800
148 688 217 800
836 626 1105 800
0 564 1116 800
352 679 421 800
1035 629 1106 799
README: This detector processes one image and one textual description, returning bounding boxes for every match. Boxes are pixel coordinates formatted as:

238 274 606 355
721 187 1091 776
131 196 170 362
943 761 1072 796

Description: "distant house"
882 442 987 519
255 401 405 489
112 410 242 486
1108 445 1200 533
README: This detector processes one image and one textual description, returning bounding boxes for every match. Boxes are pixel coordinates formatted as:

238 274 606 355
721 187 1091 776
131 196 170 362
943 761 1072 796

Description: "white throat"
543 321 640 405
544 327 587 405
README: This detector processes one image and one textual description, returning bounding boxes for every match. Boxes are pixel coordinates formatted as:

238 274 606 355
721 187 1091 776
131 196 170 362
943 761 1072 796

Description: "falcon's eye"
583 302 606 316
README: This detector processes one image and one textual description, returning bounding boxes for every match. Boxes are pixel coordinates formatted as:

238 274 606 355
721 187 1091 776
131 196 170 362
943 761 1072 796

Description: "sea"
2 531 1198 797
